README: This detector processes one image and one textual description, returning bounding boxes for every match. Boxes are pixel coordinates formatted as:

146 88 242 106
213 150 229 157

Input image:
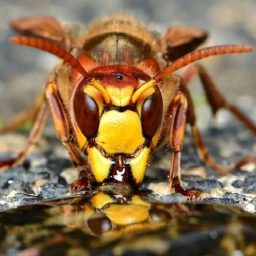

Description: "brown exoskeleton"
0 15 255 198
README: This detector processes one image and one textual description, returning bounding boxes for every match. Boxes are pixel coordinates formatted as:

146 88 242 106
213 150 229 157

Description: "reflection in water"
0 189 255 255
62 192 173 238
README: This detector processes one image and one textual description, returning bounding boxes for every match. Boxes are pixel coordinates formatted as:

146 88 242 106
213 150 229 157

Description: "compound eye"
73 87 99 139
141 87 163 139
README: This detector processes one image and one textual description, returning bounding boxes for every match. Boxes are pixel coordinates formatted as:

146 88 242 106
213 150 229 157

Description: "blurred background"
0 0 255 123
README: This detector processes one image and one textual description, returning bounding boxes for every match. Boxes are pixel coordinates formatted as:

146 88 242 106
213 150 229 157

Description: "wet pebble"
0 166 26 188
244 183 256 194
232 180 245 188
2 179 33 195
201 197 236 205
185 179 223 193
34 171 51 180
222 192 247 203
60 168 78 185
2 178 16 190
0 194 39 211
232 174 256 193
231 168 252 176
250 198 256 206
182 175 203 183
57 176 68 186
146 193 187 204
40 183 68 200
46 157 72 174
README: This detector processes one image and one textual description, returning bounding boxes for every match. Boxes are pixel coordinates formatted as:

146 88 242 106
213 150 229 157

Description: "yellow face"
70 73 163 186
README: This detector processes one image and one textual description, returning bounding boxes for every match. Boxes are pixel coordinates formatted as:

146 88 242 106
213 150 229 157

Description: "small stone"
2 178 16 189
47 157 72 174
60 168 78 185
244 175 256 186
29 166 50 174
237 163 256 172
33 179 49 195
40 183 68 200
35 172 51 180
231 175 256 191
244 183 256 194
232 180 244 188
148 182 171 196
147 193 187 204
182 175 203 183
22 159 31 170
58 176 68 186
223 192 246 203
250 198 256 207
28 157 48 168
182 166 208 179
185 179 223 193
201 197 236 205
231 168 251 176
2 179 33 195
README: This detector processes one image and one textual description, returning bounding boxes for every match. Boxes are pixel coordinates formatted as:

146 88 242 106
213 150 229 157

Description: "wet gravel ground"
0 106 255 213
0 0 255 213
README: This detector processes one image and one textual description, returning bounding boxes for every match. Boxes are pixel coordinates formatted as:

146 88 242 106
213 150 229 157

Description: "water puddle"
0 187 255 256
